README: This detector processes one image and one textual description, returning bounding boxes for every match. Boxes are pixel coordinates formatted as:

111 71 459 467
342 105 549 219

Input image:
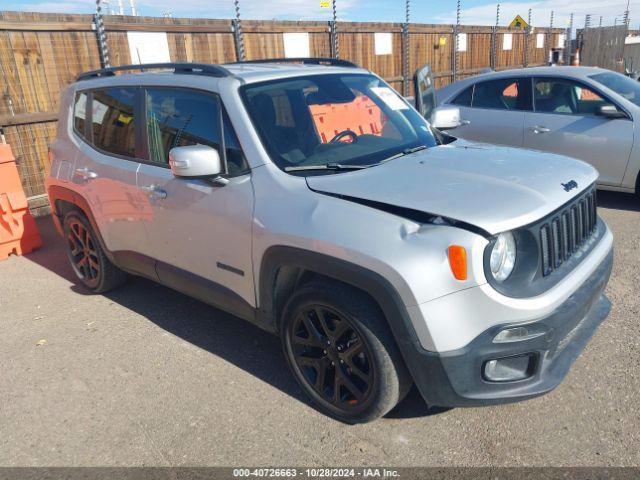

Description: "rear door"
72 86 151 273
135 86 255 312
523 77 634 186
446 77 530 147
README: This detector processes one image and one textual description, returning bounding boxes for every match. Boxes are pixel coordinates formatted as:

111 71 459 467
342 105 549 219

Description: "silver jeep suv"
46 60 613 423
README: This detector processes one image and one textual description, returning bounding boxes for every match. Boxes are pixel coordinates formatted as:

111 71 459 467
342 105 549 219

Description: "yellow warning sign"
320 0 331 7
438 36 447 46
509 15 529 29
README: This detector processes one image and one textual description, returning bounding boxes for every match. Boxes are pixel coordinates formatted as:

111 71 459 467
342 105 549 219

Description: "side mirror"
430 107 462 130
168 145 224 179
596 105 628 119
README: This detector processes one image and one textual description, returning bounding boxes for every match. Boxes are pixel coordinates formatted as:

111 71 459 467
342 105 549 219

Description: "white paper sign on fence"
283 32 310 58
503 33 513 50
557 34 567 48
127 31 171 64
536 33 545 48
457 33 467 52
374 33 393 55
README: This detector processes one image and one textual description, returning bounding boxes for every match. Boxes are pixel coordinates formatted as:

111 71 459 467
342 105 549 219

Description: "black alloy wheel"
289 304 375 409
66 218 101 289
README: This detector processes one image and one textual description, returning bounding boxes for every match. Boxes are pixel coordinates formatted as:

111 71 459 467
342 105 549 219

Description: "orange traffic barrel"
0 143 42 260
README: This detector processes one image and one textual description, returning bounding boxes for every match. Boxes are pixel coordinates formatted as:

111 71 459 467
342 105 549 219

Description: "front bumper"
409 248 613 407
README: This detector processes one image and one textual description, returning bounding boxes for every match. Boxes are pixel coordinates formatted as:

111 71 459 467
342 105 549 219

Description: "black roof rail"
76 63 232 81
233 57 359 68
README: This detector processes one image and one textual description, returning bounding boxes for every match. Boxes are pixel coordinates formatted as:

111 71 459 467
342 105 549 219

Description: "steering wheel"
329 130 359 144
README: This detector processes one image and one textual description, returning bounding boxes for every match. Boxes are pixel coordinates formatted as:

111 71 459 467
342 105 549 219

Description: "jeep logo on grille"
561 180 578 192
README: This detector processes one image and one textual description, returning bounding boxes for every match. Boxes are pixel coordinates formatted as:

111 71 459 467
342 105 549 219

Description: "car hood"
305 141 598 235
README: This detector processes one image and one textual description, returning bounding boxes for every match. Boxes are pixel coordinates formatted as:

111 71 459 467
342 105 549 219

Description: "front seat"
547 83 576 114
250 93 301 161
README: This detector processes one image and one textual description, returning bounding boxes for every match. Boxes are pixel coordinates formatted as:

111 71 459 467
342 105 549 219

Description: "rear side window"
451 85 473 107
472 78 531 111
73 92 88 138
91 87 137 158
145 88 248 175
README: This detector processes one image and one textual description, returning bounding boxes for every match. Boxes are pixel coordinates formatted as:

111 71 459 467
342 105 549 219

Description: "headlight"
489 232 516 282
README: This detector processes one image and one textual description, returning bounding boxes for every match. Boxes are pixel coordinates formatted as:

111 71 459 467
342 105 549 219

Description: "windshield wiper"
284 146 429 172
378 145 429 164
284 163 372 172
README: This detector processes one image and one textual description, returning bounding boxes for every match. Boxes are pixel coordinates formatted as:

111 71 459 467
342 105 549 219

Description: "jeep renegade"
46 60 613 423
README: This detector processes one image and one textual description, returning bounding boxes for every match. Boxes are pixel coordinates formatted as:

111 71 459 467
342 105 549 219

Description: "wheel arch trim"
257 245 435 387
48 185 113 262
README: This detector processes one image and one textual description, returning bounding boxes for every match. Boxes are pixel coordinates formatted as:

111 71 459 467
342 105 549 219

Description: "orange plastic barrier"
0 143 42 260
309 94 386 144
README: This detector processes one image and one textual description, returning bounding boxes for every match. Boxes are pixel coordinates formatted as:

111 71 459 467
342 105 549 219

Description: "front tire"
63 211 127 293
281 281 411 423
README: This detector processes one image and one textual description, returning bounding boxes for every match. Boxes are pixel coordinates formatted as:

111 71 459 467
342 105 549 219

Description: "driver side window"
533 78 607 115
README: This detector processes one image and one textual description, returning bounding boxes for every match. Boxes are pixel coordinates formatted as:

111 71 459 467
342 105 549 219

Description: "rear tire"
63 210 127 293
281 280 411 423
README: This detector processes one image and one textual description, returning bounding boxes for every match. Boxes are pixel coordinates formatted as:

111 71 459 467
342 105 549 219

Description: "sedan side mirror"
596 105 628 119
430 106 462 130
169 145 226 183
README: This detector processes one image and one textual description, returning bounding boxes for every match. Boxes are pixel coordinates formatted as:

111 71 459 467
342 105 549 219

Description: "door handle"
532 125 551 134
140 185 167 200
459 119 471 126
73 167 98 182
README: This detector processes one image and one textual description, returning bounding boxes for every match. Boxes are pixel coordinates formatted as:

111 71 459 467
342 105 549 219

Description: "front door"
414 64 436 119
523 77 634 186
135 86 255 313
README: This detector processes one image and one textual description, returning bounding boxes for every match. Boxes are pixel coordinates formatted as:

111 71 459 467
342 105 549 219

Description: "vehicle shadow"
597 190 640 212
24 215 447 422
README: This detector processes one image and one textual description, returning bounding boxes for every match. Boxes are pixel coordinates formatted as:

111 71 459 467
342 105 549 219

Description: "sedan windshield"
590 71 640 107
240 73 437 173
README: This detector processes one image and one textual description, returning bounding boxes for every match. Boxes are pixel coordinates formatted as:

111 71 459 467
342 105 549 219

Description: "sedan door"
523 77 634 186
445 77 530 147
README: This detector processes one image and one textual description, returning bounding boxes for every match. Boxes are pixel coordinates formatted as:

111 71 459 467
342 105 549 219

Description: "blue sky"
4 0 639 28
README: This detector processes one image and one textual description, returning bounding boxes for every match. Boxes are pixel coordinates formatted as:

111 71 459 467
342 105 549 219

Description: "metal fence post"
566 12 574 65
547 10 554 64
232 0 246 61
491 3 499 70
523 8 531 67
330 0 339 59
402 0 410 96
95 0 110 68
452 0 461 82
580 14 591 55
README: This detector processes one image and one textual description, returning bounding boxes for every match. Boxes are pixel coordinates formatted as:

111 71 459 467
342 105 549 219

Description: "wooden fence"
0 11 564 210
579 25 627 73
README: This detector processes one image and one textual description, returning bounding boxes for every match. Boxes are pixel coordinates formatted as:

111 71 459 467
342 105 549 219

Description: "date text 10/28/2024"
232 468 400 478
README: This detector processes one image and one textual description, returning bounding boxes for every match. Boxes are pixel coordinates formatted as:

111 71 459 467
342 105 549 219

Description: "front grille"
540 189 598 276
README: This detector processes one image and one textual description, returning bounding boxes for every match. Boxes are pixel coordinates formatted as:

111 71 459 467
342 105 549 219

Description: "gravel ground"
0 191 638 467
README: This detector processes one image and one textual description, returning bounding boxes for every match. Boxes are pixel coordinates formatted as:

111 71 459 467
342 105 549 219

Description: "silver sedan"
430 66 640 194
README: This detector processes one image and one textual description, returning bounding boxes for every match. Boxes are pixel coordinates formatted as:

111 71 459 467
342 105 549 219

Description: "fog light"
483 354 535 382
493 325 547 343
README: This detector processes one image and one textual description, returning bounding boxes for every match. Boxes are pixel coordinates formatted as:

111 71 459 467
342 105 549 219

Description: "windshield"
590 71 640 107
240 73 437 173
